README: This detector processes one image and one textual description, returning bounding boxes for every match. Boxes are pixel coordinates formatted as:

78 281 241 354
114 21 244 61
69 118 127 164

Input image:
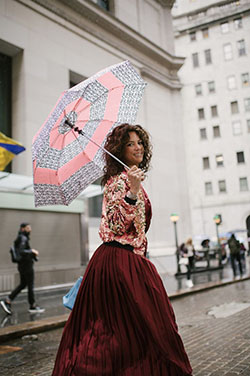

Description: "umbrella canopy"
32 60 146 207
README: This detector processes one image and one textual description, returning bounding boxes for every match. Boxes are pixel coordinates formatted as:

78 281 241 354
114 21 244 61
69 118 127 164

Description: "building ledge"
17 0 184 86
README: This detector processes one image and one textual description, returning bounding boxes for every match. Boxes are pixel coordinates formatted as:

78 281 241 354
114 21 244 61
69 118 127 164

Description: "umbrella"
201 239 210 247
32 60 146 207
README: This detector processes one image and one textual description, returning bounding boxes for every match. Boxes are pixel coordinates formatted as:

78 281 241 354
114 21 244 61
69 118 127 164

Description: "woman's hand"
127 166 144 196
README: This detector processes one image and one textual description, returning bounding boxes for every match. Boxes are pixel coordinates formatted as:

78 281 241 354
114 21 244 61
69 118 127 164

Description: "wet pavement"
0 255 249 331
0 278 250 375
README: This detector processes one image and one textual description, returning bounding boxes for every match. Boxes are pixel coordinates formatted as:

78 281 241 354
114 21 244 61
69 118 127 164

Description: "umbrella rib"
65 120 129 170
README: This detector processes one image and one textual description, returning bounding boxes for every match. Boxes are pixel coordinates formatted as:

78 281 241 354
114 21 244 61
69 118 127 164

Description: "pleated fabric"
52 244 192 375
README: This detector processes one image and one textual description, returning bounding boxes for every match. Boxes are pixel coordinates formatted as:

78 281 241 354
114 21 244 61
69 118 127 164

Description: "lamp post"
213 214 221 245
170 213 180 273
213 214 222 267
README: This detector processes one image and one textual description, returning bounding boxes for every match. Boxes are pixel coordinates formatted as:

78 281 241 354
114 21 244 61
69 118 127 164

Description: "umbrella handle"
65 120 129 170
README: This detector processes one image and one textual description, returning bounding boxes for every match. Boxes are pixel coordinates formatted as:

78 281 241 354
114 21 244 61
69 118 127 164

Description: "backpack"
10 245 22 263
228 238 240 255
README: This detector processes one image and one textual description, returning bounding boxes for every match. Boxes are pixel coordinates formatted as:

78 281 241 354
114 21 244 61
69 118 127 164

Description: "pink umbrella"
32 60 146 207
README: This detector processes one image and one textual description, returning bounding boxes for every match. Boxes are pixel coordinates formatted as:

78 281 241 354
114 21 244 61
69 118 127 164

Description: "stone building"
0 0 191 291
172 0 250 247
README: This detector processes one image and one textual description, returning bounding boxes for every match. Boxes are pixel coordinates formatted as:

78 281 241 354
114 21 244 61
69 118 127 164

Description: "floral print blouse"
99 171 152 256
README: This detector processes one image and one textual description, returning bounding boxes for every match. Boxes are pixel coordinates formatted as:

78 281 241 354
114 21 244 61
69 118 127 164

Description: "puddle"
207 301 250 318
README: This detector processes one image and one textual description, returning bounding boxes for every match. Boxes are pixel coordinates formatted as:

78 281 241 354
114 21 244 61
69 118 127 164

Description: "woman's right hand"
127 166 144 195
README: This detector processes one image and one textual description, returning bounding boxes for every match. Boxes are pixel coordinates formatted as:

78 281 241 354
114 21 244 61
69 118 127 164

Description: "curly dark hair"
102 123 152 185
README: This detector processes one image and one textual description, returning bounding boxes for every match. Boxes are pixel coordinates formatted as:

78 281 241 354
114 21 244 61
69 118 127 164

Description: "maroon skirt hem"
52 243 192 376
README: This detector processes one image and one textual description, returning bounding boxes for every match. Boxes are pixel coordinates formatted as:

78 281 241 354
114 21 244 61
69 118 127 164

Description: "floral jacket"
99 171 151 256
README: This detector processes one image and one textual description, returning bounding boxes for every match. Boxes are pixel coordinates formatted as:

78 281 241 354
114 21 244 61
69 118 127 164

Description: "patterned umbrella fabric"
32 60 146 207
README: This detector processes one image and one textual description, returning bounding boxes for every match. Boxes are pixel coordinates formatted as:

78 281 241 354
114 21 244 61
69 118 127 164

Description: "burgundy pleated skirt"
52 243 192 375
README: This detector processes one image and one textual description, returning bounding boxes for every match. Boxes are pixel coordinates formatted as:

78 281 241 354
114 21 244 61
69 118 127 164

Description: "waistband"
104 241 134 252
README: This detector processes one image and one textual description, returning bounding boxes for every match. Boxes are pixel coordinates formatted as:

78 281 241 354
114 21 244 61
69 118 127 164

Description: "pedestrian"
0 223 45 315
228 233 243 277
180 238 196 288
52 124 192 375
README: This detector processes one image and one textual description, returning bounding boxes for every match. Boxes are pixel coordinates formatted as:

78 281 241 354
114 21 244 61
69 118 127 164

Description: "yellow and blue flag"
0 132 26 171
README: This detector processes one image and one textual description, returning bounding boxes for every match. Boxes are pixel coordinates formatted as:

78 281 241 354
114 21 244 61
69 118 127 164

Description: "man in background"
0 223 45 315
228 233 243 277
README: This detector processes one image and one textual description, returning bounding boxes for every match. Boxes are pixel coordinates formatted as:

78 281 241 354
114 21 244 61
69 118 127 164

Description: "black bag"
10 245 22 263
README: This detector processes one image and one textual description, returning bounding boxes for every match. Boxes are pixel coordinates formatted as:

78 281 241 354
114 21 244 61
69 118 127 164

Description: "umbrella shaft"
65 120 129 170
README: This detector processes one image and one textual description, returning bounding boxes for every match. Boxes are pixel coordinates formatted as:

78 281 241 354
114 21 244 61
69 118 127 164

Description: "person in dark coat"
0 223 45 315
228 233 243 277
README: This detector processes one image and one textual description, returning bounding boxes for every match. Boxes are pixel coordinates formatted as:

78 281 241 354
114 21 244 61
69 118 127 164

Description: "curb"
169 275 250 300
0 314 69 343
1 276 250 343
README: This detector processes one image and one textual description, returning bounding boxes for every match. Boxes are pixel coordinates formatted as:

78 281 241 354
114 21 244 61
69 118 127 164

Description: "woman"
52 124 192 375
182 238 196 288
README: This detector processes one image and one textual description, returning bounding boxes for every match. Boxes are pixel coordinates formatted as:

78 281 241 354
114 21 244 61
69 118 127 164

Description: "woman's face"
123 131 144 168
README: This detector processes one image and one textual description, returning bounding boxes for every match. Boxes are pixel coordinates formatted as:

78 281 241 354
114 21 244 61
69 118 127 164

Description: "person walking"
52 123 192 376
181 238 196 288
0 223 45 315
228 233 243 277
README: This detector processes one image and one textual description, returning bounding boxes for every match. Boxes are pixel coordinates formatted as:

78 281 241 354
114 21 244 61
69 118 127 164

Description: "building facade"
172 0 250 246
0 0 192 291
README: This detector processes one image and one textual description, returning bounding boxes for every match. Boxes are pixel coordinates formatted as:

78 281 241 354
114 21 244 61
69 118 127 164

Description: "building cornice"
16 0 184 89
173 2 250 34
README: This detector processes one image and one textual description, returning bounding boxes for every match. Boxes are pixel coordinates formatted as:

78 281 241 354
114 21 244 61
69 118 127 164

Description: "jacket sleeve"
103 176 137 236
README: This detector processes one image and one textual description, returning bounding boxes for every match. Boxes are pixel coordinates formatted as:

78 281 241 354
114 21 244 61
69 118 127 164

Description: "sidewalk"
0 255 249 342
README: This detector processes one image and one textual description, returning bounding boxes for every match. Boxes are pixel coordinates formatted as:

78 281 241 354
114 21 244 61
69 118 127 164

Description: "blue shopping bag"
63 276 83 310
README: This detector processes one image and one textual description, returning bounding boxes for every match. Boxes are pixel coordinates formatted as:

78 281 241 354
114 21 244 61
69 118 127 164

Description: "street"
0 279 250 375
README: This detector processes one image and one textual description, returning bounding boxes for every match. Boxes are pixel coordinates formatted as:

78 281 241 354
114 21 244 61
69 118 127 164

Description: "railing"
176 247 223 276
195 247 223 269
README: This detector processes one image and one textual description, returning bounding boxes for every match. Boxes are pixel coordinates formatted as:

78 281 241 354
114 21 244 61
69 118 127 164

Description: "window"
227 75 236 89
237 151 245 164
241 73 249 87
247 119 250 133
213 126 220 138
198 108 205 120
192 53 199 68
224 43 233 60
0 53 12 172
231 101 239 114
239 177 248 192
88 178 103 217
237 40 246 56
190 31 196 41
200 128 207 139
203 157 210 169
211 105 218 117
208 81 215 93
90 0 110 10
234 18 242 30
205 182 213 195
205 49 212 64
221 22 229 33
69 70 86 88
195 84 202 96
244 98 250 112
202 28 209 38
218 180 227 193
216 154 224 167
232 121 242 135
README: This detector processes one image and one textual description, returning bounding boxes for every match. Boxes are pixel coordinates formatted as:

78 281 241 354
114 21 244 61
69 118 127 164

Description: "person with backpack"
0 223 45 315
228 233 243 277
